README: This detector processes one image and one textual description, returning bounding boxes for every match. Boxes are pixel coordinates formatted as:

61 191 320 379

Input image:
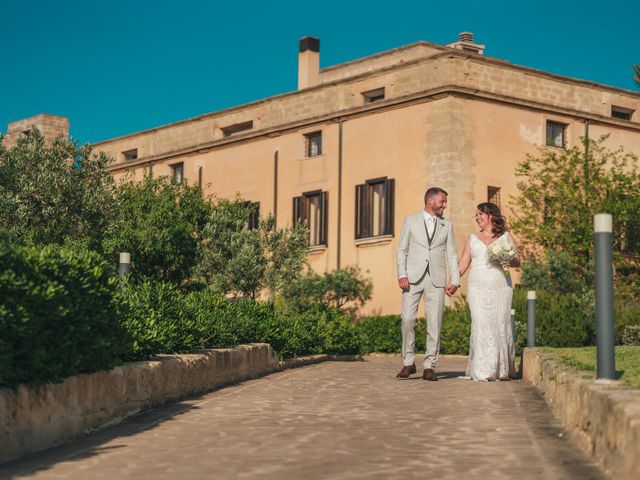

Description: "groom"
395 187 460 381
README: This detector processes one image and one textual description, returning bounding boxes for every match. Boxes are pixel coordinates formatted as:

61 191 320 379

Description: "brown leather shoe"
396 364 417 379
423 368 438 381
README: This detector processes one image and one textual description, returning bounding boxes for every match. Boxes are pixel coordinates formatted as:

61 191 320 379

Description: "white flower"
486 238 517 277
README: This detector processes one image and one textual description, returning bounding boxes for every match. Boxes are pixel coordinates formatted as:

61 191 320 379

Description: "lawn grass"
544 346 640 389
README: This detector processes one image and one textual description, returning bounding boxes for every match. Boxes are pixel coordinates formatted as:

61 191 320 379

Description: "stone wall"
0 344 281 464
523 348 640 479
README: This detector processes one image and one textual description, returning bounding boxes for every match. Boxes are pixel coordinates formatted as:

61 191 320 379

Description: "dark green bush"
186 289 271 349
357 302 471 355
119 279 202 359
512 288 595 349
0 241 130 386
185 289 361 359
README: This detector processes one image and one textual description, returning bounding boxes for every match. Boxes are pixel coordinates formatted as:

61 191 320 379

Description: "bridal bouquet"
486 238 516 277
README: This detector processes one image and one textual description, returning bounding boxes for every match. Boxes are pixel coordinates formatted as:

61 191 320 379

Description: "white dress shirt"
422 210 437 238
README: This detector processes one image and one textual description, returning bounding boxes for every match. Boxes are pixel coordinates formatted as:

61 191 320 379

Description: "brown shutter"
293 196 305 224
363 183 372 238
320 191 328 245
385 178 395 236
355 184 365 239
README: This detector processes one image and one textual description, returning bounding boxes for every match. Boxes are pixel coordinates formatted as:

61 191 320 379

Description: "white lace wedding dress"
466 232 516 381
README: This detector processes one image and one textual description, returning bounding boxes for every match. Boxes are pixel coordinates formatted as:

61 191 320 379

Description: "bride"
458 202 521 381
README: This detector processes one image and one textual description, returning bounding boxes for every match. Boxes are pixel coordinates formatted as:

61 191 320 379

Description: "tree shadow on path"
0 388 217 479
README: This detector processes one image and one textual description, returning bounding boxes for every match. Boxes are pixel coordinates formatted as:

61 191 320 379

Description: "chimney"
448 31 485 55
298 36 320 90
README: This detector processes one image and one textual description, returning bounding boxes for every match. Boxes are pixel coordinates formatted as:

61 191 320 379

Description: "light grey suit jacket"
395 212 460 287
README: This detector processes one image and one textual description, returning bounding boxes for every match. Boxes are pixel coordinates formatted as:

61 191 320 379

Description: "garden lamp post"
594 214 616 380
527 291 536 348
119 252 131 279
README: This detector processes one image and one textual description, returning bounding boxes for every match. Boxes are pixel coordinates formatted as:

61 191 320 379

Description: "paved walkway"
0 356 604 480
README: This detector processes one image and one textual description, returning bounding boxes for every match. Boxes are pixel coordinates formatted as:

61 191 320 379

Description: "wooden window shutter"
320 191 328 245
293 196 305 224
384 178 395 236
355 184 366 239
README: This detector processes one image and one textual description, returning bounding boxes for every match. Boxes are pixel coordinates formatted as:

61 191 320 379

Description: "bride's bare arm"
507 232 521 267
458 236 472 277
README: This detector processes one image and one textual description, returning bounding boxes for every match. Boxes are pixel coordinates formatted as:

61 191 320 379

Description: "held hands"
445 284 459 296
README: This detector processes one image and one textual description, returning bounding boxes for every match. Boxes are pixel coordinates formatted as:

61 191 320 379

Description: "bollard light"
119 252 131 279
527 291 536 348
594 214 616 380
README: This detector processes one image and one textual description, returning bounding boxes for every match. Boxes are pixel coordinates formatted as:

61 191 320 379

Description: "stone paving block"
0 356 603 480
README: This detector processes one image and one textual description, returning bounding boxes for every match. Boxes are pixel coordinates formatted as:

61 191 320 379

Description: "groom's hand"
445 284 459 296
398 277 409 290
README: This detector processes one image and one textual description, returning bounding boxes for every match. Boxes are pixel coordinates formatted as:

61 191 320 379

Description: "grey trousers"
400 270 445 368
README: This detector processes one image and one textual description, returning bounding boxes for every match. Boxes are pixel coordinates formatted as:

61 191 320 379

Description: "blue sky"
1 0 638 144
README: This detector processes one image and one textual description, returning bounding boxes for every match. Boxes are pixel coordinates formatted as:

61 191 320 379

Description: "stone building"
5 33 640 315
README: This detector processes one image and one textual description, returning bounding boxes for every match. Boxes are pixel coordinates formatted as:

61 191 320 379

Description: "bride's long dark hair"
477 202 507 237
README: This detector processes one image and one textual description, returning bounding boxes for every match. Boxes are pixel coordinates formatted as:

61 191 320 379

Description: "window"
122 148 138 161
487 186 501 207
144 164 153 178
612 106 633 121
221 120 253 137
362 87 385 104
293 190 328 246
244 201 260 230
171 162 184 184
355 177 395 239
305 131 322 157
197 166 203 189
546 121 566 148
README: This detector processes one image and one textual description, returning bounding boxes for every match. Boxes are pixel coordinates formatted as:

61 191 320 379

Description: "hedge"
358 288 640 356
0 240 130 386
357 301 472 355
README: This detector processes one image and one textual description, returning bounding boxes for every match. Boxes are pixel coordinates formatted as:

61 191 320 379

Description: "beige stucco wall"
95 47 640 315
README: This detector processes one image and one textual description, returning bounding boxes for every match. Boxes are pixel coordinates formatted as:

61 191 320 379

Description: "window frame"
545 120 567 148
170 162 184 184
122 148 138 162
611 106 634 121
487 186 501 208
221 120 254 137
362 87 385 104
355 177 395 240
292 190 328 246
244 201 260 230
304 131 323 157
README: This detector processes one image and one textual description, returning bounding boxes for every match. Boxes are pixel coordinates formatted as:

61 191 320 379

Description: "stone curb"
0 344 359 465
523 348 640 480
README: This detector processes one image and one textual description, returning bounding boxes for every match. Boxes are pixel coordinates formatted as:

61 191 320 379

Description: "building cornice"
106 84 640 173
94 43 640 148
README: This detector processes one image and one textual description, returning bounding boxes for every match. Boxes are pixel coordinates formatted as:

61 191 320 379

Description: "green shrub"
119 279 201 359
0 241 130 386
357 315 402 354
357 303 471 355
315 307 362 356
186 289 271 349
622 325 640 346
512 288 595 348
186 289 361 359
